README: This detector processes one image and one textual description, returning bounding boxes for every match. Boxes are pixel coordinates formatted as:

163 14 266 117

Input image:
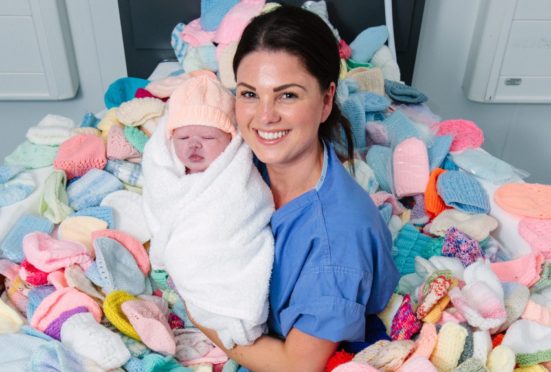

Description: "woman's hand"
187 305 337 372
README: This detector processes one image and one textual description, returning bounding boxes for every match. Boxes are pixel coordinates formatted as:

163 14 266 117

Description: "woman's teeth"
257 130 289 140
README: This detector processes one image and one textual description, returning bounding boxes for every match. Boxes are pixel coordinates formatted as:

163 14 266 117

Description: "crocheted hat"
436 119 484 151
428 209 498 241
442 227 483 266
100 190 151 243
502 319 551 367
121 299 176 355
0 214 53 264
26 114 75 146
436 170 490 214
30 287 102 331
94 237 146 295
53 134 106 179
103 290 141 340
519 218 551 259
66 168 124 211
391 294 422 340
166 73 236 138
116 97 165 127
494 183 551 219
57 215 109 257
92 229 150 275
393 138 430 198
424 168 448 218
107 125 142 161
429 322 468 371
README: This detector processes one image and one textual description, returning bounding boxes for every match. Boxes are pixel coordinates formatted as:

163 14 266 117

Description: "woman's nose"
258 99 280 125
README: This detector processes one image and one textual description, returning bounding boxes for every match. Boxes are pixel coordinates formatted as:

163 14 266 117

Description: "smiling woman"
189 6 400 372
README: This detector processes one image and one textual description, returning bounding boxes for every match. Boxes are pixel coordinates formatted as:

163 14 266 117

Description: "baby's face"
172 125 232 174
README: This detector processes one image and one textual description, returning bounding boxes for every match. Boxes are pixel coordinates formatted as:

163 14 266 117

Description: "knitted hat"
425 168 448 218
0 214 54 264
384 80 428 104
66 168 124 211
39 169 73 224
398 356 437 372
490 251 545 287
214 0 264 45
378 293 404 334
519 218 551 259
393 224 438 276
217 41 238 89
365 121 390 146
64 265 105 300
4 141 59 169
410 194 430 226
341 93 368 150
344 159 379 194
104 76 150 109
0 297 24 333
393 138 430 198
381 110 420 147
26 114 75 146
53 134 106 179
121 299 176 355
92 229 150 275
302 0 341 40
429 322 468 371
353 339 415 371
200 0 240 31
428 135 453 170
103 290 141 340
183 43 218 73
502 319 551 367
370 191 406 215
391 294 422 340
442 227 483 266
72 206 114 228
416 270 454 319
166 73 236 138
349 25 388 62
437 170 490 214
61 312 131 369
410 323 438 360
182 18 215 47
57 215 109 257
94 237 146 295
346 67 385 96
492 282 530 334
494 183 551 219
107 125 142 161
170 24 186 66
5 275 29 314
459 326 475 364
522 298 551 328
0 165 35 207
332 361 380 371
97 108 121 140
428 209 498 242
451 148 520 183
26 285 56 321
427 256 464 280
123 126 149 154
104 159 144 188
19 259 49 287
116 97 165 127
100 190 151 243
455 357 488 372
22 231 93 273
326 350 355 372
422 294 452 324
436 119 484 151
81 112 99 128
43 305 88 340
366 145 393 193
531 262 551 294
30 287 102 331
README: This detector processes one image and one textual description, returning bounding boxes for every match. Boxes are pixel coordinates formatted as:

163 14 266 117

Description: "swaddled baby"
142 71 274 349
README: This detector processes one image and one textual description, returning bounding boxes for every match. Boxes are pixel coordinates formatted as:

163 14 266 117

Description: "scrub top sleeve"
279 266 371 343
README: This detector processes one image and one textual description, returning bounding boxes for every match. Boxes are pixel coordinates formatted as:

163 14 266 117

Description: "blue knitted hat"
381 110 420 147
123 357 145 372
366 145 393 193
105 159 144 188
72 206 114 228
104 77 150 110
379 203 393 225
171 23 187 66
451 148 520 183
341 93 367 149
441 154 459 171
94 237 146 295
26 285 56 322
0 165 35 207
66 168 123 211
80 112 99 128
350 25 388 62
0 214 53 263
436 170 490 214
384 79 428 104
200 0 239 31
84 262 105 288
428 135 453 170
392 224 439 276
362 92 391 113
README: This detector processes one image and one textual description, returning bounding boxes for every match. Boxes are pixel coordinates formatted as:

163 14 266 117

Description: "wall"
0 0 126 160
412 0 551 184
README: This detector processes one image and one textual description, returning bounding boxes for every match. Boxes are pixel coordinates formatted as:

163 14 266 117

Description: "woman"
192 6 399 371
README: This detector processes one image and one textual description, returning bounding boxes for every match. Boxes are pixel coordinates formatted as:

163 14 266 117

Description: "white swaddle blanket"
142 116 274 348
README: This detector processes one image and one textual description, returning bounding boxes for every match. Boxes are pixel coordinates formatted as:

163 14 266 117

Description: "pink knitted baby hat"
107 125 141 161
393 137 430 198
436 119 484 152
494 183 551 219
166 72 236 138
53 134 107 179
518 218 551 259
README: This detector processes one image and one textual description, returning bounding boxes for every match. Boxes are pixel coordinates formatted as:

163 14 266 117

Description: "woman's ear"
321 82 336 123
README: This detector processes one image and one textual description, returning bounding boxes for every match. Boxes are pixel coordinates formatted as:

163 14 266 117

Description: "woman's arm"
193 322 338 372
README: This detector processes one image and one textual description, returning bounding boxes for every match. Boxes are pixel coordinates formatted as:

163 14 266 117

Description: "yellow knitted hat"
103 290 140 340
487 345 516 372
58 216 108 258
430 322 468 371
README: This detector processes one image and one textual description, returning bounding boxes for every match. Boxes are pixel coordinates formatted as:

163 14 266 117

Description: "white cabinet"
0 0 79 100
463 0 551 103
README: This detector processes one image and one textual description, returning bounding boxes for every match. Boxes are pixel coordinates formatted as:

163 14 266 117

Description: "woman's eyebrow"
236 82 256 90
274 83 306 92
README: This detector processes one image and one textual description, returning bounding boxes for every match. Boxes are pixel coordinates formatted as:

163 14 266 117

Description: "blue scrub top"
263 142 399 343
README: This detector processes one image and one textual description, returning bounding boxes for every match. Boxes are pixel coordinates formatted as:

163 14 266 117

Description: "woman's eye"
239 91 257 99
281 92 298 99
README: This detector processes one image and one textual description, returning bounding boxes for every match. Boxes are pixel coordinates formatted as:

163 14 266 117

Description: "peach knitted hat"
494 183 551 219
53 134 107 179
166 72 236 138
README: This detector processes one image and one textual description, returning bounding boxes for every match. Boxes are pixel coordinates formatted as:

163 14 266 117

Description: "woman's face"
235 50 335 169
